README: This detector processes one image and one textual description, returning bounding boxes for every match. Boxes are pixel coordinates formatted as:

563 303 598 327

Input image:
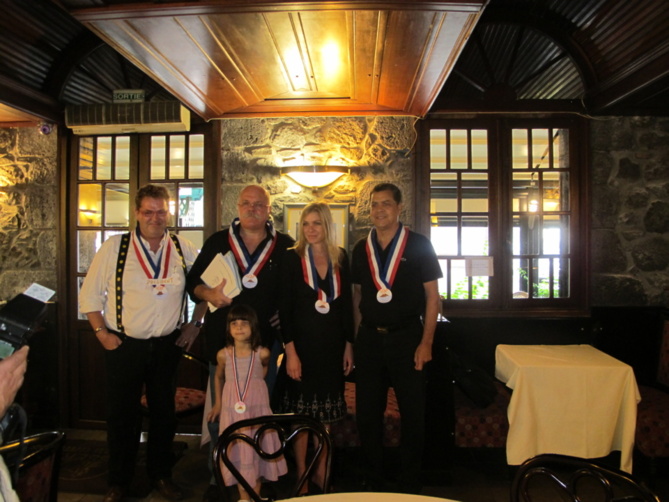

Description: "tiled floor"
58 429 668 502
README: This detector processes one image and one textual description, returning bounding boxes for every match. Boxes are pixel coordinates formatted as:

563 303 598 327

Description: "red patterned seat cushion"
329 381 401 448
454 380 510 448
635 385 669 458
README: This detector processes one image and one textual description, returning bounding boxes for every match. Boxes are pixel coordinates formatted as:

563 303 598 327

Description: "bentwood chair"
212 414 332 502
511 453 660 502
0 430 66 502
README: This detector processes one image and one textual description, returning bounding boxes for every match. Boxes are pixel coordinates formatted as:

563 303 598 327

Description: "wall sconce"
281 165 348 188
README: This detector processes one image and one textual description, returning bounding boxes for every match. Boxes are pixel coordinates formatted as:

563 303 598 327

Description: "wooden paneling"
70 1 486 119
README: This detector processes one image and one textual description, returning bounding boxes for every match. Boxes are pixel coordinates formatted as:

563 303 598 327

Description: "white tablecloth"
495 344 640 473
282 493 460 502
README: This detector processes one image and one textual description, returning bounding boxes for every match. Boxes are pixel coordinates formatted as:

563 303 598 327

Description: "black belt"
361 318 421 334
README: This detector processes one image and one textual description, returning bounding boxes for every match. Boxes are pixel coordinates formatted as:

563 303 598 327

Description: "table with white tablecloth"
495 344 640 473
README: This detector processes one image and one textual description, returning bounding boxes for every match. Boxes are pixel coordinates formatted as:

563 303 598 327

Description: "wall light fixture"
281 165 348 188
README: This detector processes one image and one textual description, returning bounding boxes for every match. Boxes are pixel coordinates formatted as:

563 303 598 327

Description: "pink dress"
218 347 287 487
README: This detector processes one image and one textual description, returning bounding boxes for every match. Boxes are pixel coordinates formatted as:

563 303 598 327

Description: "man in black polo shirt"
185 184 294 501
351 183 442 494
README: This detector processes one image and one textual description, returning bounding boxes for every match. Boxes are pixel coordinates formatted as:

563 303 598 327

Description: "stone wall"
219 116 417 246
0 127 58 302
591 116 669 306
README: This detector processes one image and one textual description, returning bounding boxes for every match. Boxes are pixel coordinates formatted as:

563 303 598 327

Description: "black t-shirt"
186 227 294 363
351 228 442 327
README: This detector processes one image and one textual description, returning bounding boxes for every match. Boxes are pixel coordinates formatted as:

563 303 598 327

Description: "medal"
232 346 255 416
132 228 172 295
376 288 392 303
228 218 277 289
366 224 408 304
302 245 341 314
242 274 258 289
315 299 330 314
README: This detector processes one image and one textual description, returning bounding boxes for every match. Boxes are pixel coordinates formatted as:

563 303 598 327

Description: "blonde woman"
278 202 354 494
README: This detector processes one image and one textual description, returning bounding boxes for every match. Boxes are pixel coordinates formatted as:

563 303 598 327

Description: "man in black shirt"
351 183 442 494
186 184 294 501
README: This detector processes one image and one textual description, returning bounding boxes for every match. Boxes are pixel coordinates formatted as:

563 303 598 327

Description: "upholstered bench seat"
635 385 669 459
329 381 401 448
454 380 510 448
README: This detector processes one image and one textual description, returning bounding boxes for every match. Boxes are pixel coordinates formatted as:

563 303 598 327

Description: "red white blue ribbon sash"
232 346 255 404
228 218 277 281
366 224 408 292
301 245 341 304
132 228 172 284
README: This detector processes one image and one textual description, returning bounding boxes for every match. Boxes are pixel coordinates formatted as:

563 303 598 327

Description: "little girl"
207 304 287 501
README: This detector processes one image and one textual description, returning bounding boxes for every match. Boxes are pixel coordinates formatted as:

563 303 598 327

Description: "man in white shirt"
80 184 201 502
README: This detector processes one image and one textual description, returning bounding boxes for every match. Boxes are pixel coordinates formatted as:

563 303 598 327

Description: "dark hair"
372 183 402 204
225 304 262 350
135 184 170 210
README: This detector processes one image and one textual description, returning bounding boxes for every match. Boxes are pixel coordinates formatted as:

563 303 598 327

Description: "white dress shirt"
79 231 199 339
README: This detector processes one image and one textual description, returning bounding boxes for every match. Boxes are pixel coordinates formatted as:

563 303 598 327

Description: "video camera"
0 286 53 360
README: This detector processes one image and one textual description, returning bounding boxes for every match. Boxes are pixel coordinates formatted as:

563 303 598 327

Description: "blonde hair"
294 202 341 268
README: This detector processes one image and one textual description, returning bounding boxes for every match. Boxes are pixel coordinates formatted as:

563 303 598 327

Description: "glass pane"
152 182 177 222
450 130 468 170
430 129 446 170
512 258 530 298
512 172 536 213
151 136 166 180
431 172 457 212
169 135 186 179
471 276 490 299
471 129 488 170
189 134 205 179
461 173 488 213
115 136 131 180
555 128 569 168
78 230 102 273
533 257 550 298
437 259 448 299
531 129 550 169
462 216 488 256
96 137 113 180
104 183 130 227
449 259 468 299
431 220 458 255
512 215 541 255
103 230 126 243
512 129 529 169
555 258 570 298
178 183 204 227
77 276 87 320
79 137 94 180
543 172 568 211
178 230 203 250
78 184 102 226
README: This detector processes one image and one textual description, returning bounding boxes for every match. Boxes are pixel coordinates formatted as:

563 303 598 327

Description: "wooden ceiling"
1 0 668 127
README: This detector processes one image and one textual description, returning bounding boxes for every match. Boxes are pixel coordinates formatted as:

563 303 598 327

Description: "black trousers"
104 330 182 487
354 321 426 488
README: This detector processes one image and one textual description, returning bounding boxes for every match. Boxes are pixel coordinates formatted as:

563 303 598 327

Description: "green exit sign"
113 89 145 103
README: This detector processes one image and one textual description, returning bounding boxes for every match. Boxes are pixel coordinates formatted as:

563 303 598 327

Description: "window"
419 117 588 314
75 132 209 319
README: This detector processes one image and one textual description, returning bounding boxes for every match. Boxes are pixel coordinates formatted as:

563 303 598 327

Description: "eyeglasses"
139 209 169 218
238 201 268 211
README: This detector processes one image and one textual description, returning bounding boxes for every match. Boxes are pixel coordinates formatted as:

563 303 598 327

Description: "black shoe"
202 484 223 502
103 485 125 502
153 478 184 500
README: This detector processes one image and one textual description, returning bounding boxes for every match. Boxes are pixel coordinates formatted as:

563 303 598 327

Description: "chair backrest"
511 453 660 502
212 414 331 502
0 430 66 502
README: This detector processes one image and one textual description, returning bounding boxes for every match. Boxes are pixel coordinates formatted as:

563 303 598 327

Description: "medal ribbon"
301 245 340 304
228 218 277 281
132 228 171 282
365 224 408 292
232 347 255 405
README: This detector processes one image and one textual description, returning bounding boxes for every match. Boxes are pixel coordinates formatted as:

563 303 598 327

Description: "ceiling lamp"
281 165 348 188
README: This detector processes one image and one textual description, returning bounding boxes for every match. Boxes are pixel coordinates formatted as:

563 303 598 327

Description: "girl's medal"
302 245 340 315
366 224 408 304
232 346 255 415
